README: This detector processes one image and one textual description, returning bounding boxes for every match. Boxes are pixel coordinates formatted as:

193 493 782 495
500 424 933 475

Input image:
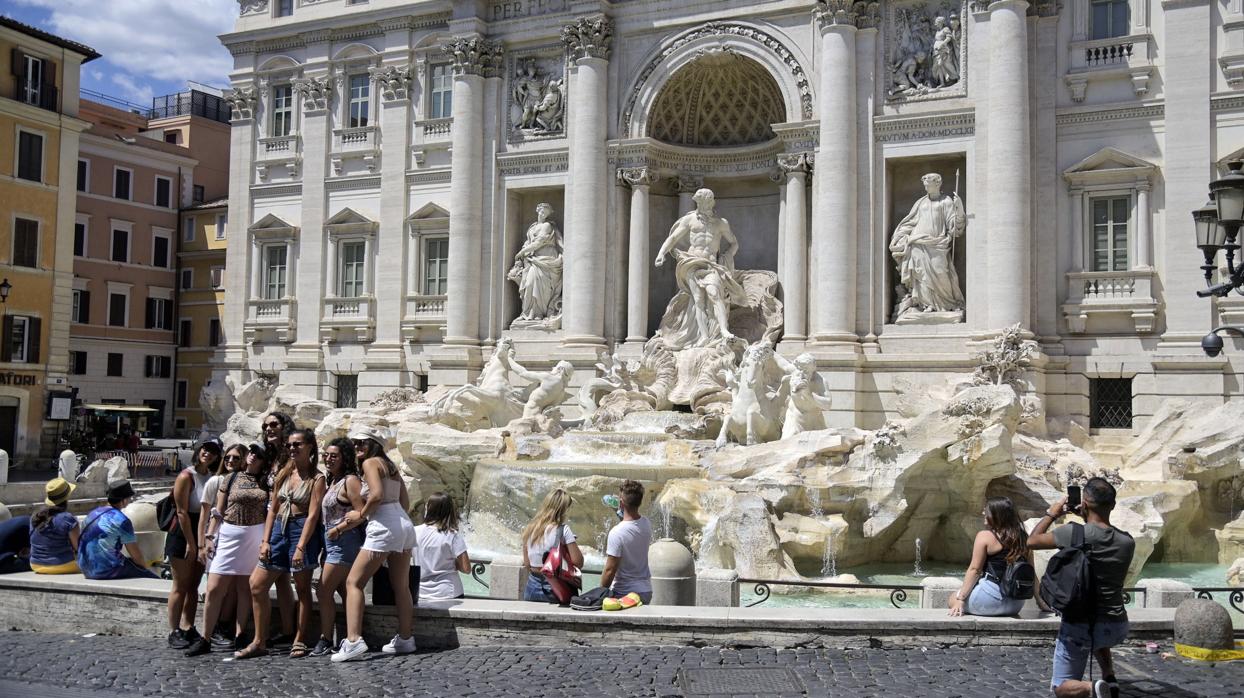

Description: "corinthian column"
986 0 1032 329
442 36 502 346
561 16 613 346
779 152 812 340
620 167 652 343
811 1 872 346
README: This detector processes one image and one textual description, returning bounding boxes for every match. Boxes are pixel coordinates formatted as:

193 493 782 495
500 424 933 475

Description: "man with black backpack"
1028 477 1135 698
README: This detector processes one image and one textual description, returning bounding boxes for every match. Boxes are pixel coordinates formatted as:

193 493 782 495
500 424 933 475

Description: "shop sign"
0 372 37 386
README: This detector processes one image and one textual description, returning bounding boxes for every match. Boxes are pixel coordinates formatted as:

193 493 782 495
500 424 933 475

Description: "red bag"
540 525 582 604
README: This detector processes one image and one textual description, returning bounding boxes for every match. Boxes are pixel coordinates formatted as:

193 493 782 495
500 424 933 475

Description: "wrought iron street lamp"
1196 161 1244 297
0 279 10 304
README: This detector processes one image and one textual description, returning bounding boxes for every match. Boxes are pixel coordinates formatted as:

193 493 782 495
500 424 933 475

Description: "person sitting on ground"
599 480 652 608
237 428 325 660
520 488 583 603
29 477 81 574
197 440 245 650
311 438 367 657
948 496 1032 617
1029 477 1135 698
166 439 222 650
78 479 158 580
415 492 471 602
185 443 273 657
332 426 418 662
0 514 32 574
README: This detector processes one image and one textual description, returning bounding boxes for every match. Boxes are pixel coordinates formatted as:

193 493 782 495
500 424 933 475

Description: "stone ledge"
0 572 1175 650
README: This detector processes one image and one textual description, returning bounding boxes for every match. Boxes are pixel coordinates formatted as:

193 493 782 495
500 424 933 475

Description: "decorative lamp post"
0 279 10 304
1197 161 1244 298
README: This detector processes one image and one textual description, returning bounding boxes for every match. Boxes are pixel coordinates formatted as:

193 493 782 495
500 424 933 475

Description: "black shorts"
163 512 200 561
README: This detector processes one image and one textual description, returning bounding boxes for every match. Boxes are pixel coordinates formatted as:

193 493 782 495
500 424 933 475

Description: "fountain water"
808 488 825 519
913 538 926 577
821 530 837 578
658 498 674 539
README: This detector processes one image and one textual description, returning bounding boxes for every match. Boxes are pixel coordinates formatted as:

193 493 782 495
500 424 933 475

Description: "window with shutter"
111 229 129 262
12 218 38 268
145 298 155 329
155 177 172 208
16 131 42 182
209 318 221 347
153 236 169 268
107 353 123 377
108 293 127 327
176 380 189 409
70 351 87 375
114 169 132 200
179 319 192 347
77 159 88 192
145 355 154 378
27 317 40 364
74 222 86 257
4 316 31 363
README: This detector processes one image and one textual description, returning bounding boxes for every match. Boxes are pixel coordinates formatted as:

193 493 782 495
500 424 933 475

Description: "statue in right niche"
889 172 966 324
508 202 563 328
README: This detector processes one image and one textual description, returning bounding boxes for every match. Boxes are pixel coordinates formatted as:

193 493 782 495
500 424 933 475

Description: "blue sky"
3 0 237 107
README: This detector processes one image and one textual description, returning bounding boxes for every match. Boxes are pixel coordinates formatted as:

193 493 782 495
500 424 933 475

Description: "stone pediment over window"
407 203 450 234
325 207 378 240
248 213 299 241
1062 147 1157 187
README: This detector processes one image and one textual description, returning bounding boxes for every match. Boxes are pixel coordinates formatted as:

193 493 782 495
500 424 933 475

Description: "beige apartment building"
72 100 196 438
0 18 97 464
175 197 227 436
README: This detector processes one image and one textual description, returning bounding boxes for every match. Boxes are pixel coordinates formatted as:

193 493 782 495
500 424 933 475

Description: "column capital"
814 0 881 31
369 64 413 102
442 35 504 78
676 174 703 193
292 75 332 113
224 85 258 121
562 16 614 62
618 166 653 188
778 152 814 176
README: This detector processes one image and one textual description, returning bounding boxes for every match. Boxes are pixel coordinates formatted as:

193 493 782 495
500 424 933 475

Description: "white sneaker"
330 637 369 662
381 634 416 655
1092 680 1110 698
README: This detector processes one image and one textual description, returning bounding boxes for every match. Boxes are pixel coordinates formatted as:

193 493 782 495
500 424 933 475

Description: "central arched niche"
648 50 786 147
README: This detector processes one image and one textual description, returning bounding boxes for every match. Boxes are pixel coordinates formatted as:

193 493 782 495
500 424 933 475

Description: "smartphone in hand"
1067 485 1082 512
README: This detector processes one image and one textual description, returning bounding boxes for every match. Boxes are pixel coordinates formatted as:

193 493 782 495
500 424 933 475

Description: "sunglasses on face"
263 422 281 430
223 455 242 462
287 441 307 449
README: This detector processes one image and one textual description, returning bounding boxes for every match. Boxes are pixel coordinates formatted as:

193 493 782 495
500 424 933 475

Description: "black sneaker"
167 629 190 650
269 632 293 647
183 627 202 643
210 631 235 650
308 637 334 657
183 637 211 657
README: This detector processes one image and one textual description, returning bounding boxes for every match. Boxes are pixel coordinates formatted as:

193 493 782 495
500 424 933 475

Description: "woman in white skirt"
185 443 274 656
331 426 417 662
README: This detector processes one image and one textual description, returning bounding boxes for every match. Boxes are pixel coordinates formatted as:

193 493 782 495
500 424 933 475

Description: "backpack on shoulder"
1001 555 1037 600
1039 523 1095 620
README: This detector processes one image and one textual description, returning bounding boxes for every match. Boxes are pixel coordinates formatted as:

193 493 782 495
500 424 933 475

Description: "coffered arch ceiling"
647 50 786 148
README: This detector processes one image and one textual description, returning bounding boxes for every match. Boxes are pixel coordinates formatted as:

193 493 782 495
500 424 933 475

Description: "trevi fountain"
199 185 1244 604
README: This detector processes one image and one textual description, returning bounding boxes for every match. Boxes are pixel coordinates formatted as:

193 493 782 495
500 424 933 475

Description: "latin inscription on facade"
492 0 568 21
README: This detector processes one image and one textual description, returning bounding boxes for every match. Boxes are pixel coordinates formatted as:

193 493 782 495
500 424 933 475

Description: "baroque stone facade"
217 0 1244 432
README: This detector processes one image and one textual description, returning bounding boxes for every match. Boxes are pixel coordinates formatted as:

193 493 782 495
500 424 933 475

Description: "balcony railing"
244 297 296 343
1078 270 1137 300
250 298 292 321
418 117 453 140
1084 40 1134 67
1063 268 1158 333
258 134 299 157
333 126 379 151
411 294 446 317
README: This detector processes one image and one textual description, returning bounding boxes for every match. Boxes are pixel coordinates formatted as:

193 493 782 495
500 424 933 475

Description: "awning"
80 404 158 413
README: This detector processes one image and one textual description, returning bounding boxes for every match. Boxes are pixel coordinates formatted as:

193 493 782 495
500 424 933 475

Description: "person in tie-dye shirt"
78 480 157 580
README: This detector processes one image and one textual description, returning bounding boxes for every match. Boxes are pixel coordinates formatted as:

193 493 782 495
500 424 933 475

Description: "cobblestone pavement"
1 632 1243 697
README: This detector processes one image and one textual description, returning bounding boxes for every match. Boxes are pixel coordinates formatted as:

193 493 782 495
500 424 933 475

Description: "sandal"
289 641 309 659
233 644 269 660
619 592 644 610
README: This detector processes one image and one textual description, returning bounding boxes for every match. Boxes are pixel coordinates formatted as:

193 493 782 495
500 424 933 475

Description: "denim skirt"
965 577 1025 616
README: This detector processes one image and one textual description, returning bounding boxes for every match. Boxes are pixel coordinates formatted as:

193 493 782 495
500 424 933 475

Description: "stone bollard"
920 576 962 610
649 538 695 606
1139 578 1195 609
121 500 166 567
1174 598 1235 651
488 554 527 601
696 567 739 607
0 449 8 485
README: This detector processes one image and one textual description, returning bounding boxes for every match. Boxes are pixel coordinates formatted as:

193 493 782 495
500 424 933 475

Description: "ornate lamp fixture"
1196 161 1244 297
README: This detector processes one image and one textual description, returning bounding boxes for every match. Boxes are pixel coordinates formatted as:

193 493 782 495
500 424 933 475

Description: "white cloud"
13 0 237 88
110 72 154 106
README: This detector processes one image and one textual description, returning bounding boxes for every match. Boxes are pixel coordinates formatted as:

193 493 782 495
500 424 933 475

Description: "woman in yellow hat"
29 477 80 574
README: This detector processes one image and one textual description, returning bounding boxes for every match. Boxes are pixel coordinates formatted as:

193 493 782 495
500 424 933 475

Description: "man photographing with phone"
1028 477 1135 698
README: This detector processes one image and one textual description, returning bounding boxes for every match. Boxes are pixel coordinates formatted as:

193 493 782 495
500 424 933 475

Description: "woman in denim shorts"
948 497 1031 617
309 438 366 657
235 429 325 660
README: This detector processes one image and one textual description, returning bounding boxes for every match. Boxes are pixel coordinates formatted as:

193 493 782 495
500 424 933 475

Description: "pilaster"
621 167 652 343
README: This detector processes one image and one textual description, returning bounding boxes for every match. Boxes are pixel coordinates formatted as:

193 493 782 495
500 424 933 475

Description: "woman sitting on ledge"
948 496 1030 617
520 488 583 603
29 477 80 575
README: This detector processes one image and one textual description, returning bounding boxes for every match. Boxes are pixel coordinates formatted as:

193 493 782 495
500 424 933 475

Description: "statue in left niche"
508 202 563 329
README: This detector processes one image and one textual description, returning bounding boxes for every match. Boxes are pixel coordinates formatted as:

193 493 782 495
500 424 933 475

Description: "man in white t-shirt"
600 480 652 604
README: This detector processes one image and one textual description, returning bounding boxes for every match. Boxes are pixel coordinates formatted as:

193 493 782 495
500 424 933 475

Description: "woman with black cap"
165 439 222 650
185 442 272 657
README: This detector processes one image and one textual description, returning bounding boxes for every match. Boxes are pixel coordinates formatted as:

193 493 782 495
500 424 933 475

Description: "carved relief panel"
884 0 968 103
506 49 566 143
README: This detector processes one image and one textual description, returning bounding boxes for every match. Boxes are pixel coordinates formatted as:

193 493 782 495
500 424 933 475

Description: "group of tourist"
949 483 1135 698
16 413 1130 692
